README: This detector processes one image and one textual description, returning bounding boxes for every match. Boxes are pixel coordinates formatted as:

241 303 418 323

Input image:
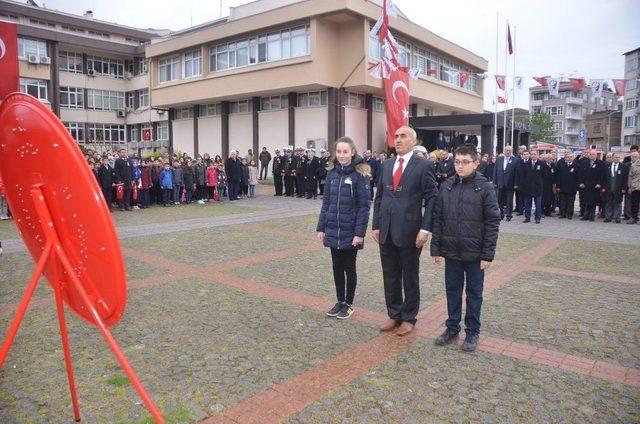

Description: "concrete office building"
585 110 622 150
529 82 617 147
145 0 488 158
621 47 639 148
0 0 169 154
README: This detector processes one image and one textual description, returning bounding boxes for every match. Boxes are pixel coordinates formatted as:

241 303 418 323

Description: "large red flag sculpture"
0 93 164 423
369 0 414 148
0 21 19 100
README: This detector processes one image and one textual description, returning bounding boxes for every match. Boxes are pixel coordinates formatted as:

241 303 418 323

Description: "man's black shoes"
435 328 459 346
462 333 479 352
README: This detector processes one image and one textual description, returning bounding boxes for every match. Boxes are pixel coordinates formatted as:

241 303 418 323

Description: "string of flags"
486 74 629 98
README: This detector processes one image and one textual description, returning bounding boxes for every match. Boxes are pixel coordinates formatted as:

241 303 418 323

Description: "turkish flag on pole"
569 78 586 91
0 21 19 101
611 79 627 97
383 67 410 148
507 24 513 55
498 96 507 104
495 75 506 90
533 77 548 87
459 72 470 86
143 128 151 141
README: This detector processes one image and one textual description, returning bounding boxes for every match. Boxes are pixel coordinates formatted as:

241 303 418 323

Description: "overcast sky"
37 0 640 110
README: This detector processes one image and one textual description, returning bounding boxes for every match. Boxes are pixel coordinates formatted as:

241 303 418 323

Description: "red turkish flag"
533 77 548 87
611 79 627 97
427 68 438 76
495 75 506 90
569 78 586 91
0 21 19 101
383 67 410 148
498 96 507 104
143 128 151 141
460 72 470 86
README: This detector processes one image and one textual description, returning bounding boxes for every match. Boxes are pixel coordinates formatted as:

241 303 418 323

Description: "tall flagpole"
493 12 498 154
510 26 516 147
502 19 508 150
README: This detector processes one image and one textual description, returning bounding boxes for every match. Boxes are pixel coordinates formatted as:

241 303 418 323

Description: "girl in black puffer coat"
316 137 371 320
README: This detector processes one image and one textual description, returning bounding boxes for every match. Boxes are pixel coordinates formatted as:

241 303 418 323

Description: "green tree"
528 112 555 143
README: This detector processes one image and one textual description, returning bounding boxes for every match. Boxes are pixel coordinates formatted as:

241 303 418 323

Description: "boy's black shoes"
336 304 354 320
462 333 479 352
326 302 344 317
435 328 459 346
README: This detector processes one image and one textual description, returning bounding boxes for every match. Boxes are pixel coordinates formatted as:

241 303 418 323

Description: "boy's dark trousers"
118 187 131 211
102 187 113 210
444 258 484 336
162 188 172 205
274 174 283 195
140 189 150 208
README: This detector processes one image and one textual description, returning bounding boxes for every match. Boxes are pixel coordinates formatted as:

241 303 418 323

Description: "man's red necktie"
392 157 404 191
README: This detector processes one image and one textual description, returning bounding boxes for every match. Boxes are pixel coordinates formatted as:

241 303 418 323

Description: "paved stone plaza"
0 183 639 423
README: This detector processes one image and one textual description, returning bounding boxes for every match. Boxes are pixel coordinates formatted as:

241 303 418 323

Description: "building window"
157 121 169 140
593 122 601 134
373 97 385 112
88 124 125 143
261 95 289 111
346 92 365 109
624 116 637 128
64 122 85 143
61 25 85 34
159 55 180 83
87 55 124 78
139 89 149 108
176 107 194 119
127 92 135 109
60 87 84 109
183 49 202 78
626 98 638 109
209 25 310 72
87 89 125 111
413 47 439 78
553 121 563 130
131 125 140 142
199 103 220 116
368 32 410 67
17 38 47 59
532 106 541 114
229 100 251 114
532 92 545 101
19 78 48 101
628 79 637 90
88 30 110 39
546 106 564 116
297 91 328 108
29 18 55 28
59 51 83 73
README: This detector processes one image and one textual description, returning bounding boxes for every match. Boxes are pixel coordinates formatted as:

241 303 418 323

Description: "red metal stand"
0 185 164 423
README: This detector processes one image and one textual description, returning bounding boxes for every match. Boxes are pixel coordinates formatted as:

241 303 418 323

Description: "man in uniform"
295 147 307 197
283 148 296 197
272 148 284 196
579 149 605 221
318 149 329 196
305 148 320 199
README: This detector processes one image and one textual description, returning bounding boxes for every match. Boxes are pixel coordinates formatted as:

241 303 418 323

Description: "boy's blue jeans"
444 258 484 336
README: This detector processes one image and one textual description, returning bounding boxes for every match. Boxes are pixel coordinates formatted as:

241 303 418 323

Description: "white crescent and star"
391 80 409 105
0 37 6 60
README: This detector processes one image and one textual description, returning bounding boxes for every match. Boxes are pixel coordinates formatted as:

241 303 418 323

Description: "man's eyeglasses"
454 160 476 167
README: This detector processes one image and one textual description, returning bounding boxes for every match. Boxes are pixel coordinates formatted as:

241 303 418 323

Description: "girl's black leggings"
330 248 358 305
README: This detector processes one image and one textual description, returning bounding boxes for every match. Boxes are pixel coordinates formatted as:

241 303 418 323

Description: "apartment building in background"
0 0 169 154
145 0 488 158
529 82 618 147
621 47 639 148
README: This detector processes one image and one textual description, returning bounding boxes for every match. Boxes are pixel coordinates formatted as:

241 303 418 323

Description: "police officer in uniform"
295 147 308 198
305 148 320 199
272 148 284 196
283 148 296 197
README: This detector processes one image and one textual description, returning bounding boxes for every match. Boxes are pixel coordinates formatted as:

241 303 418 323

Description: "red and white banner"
383 67 410 148
533 76 548 87
569 78 586 91
497 96 507 104
611 79 627 97
0 21 19 101
495 75 506 90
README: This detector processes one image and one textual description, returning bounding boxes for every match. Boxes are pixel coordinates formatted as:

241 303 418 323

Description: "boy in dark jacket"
160 163 174 206
431 144 501 352
183 160 196 203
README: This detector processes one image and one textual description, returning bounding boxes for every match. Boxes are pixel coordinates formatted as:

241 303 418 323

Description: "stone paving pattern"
0 184 638 423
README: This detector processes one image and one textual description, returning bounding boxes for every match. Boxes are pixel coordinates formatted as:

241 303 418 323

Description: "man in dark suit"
225 151 242 200
97 156 115 210
437 150 456 186
466 131 479 148
602 153 627 223
518 150 544 224
579 149 606 221
372 126 438 336
492 145 518 221
114 148 133 211
436 131 447 151
554 150 580 219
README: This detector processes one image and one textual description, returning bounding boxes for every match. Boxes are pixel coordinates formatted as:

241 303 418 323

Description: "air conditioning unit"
125 71 133 80
125 107 132 113
27 54 39 64
157 109 165 115
116 110 126 118
39 56 51 65
87 68 95 77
